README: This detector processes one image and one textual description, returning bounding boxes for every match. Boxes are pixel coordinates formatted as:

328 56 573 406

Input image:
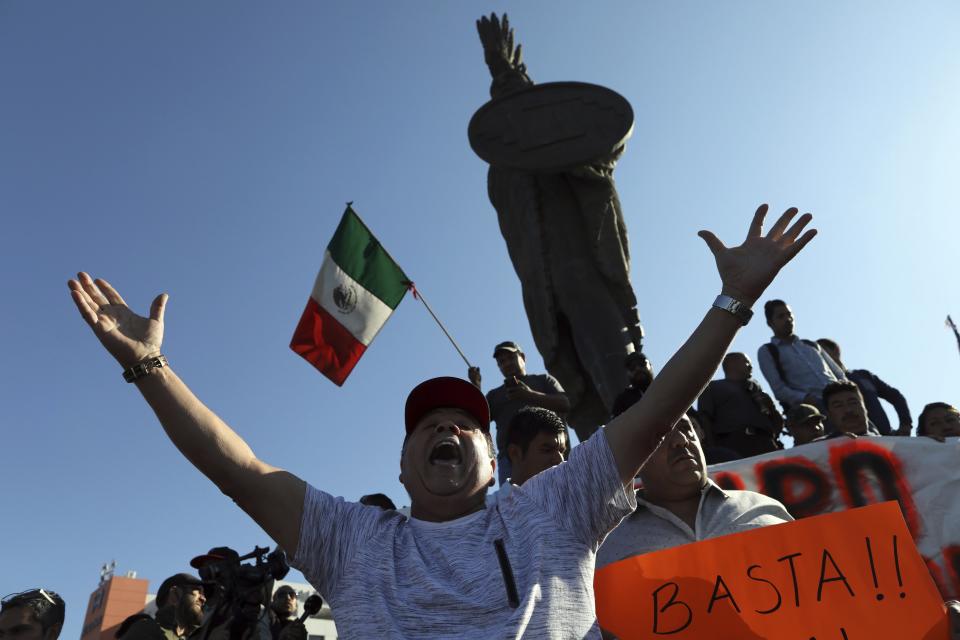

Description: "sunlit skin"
399 407 495 522
0 608 60 640
788 417 825 445
723 352 752 382
767 304 795 340
923 407 960 441
638 416 708 529
507 431 567 486
826 390 869 435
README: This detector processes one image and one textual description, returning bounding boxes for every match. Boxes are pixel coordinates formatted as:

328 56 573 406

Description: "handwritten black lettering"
651 582 692 635
707 574 741 614
777 552 803 607
817 548 855 601
746 564 782 614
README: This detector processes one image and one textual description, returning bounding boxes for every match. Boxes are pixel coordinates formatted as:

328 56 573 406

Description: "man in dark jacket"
697 352 783 459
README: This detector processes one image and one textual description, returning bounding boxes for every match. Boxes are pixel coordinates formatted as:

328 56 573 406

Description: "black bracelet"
122 355 168 383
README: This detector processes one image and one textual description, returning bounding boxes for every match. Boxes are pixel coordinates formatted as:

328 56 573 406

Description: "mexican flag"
290 205 408 385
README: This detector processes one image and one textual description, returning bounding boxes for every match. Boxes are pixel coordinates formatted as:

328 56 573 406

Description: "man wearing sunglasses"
0 590 65 640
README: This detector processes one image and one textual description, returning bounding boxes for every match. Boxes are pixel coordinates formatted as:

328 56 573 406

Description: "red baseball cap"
404 377 490 434
189 546 239 569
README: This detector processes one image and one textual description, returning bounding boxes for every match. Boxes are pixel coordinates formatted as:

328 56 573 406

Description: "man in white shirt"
597 413 792 567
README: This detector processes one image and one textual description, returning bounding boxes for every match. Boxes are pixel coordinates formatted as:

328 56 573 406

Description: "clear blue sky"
2 2 959 638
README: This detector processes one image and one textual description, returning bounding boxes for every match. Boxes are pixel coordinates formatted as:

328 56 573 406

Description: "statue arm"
476 13 533 98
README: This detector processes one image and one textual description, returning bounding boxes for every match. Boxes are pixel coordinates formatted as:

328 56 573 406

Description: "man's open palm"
698 204 816 304
68 272 168 368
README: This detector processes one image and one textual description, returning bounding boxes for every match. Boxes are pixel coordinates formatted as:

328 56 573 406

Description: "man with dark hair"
816 338 912 436
610 352 655 419
506 407 568 486
917 402 960 441
68 205 815 638
823 381 880 437
121 575 207 640
468 340 570 485
0 589 65 640
262 585 299 640
757 300 846 410
596 413 791 572
697 351 782 459
486 407 568 505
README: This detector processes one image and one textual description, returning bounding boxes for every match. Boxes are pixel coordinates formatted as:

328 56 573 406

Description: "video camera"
197 546 290 640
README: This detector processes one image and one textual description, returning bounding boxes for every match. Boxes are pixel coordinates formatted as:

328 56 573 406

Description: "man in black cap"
785 403 827 445
468 340 570 485
68 204 816 638
119 575 206 640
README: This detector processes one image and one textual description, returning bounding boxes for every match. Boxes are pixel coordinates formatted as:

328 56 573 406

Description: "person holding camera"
468 341 570 486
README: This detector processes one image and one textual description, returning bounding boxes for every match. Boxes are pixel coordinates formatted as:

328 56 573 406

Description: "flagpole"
342 203 473 369
408 284 473 369
948 315 960 358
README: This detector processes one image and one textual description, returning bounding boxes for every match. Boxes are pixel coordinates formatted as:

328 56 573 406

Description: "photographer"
191 547 289 640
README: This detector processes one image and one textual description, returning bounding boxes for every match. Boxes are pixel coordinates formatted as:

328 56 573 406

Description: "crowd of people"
3 550 314 640
31 207 956 638
469 297 959 472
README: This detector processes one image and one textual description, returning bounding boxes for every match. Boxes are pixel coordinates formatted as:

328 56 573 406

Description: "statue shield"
468 81 634 173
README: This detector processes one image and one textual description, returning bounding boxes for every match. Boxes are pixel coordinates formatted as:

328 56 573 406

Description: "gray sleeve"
291 484 390 598
520 429 636 547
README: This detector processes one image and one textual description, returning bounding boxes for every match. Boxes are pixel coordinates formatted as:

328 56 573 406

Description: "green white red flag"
290 205 409 385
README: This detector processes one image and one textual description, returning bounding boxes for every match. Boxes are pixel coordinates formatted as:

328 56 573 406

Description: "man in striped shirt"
67 205 815 638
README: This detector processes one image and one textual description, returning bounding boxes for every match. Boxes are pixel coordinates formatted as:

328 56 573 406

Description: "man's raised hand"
68 272 168 368
698 204 816 305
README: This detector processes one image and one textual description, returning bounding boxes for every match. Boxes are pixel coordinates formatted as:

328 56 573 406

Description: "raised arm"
68 273 305 554
605 205 816 484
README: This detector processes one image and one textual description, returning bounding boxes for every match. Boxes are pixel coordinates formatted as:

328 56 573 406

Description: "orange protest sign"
595 502 947 639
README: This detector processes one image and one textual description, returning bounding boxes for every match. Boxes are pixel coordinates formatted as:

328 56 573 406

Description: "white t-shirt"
292 429 635 639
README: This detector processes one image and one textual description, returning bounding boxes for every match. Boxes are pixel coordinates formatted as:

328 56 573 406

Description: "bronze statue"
470 13 645 439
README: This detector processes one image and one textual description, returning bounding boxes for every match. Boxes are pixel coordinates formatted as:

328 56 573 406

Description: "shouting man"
68 205 815 638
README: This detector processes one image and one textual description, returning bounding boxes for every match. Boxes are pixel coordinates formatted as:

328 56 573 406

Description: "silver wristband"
712 294 753 326
122 354 168 383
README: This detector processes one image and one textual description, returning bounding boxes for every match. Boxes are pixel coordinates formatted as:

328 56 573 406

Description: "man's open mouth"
429 440 464 466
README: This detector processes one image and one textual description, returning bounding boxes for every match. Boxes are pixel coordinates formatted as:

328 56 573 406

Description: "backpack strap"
763 343 788 385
